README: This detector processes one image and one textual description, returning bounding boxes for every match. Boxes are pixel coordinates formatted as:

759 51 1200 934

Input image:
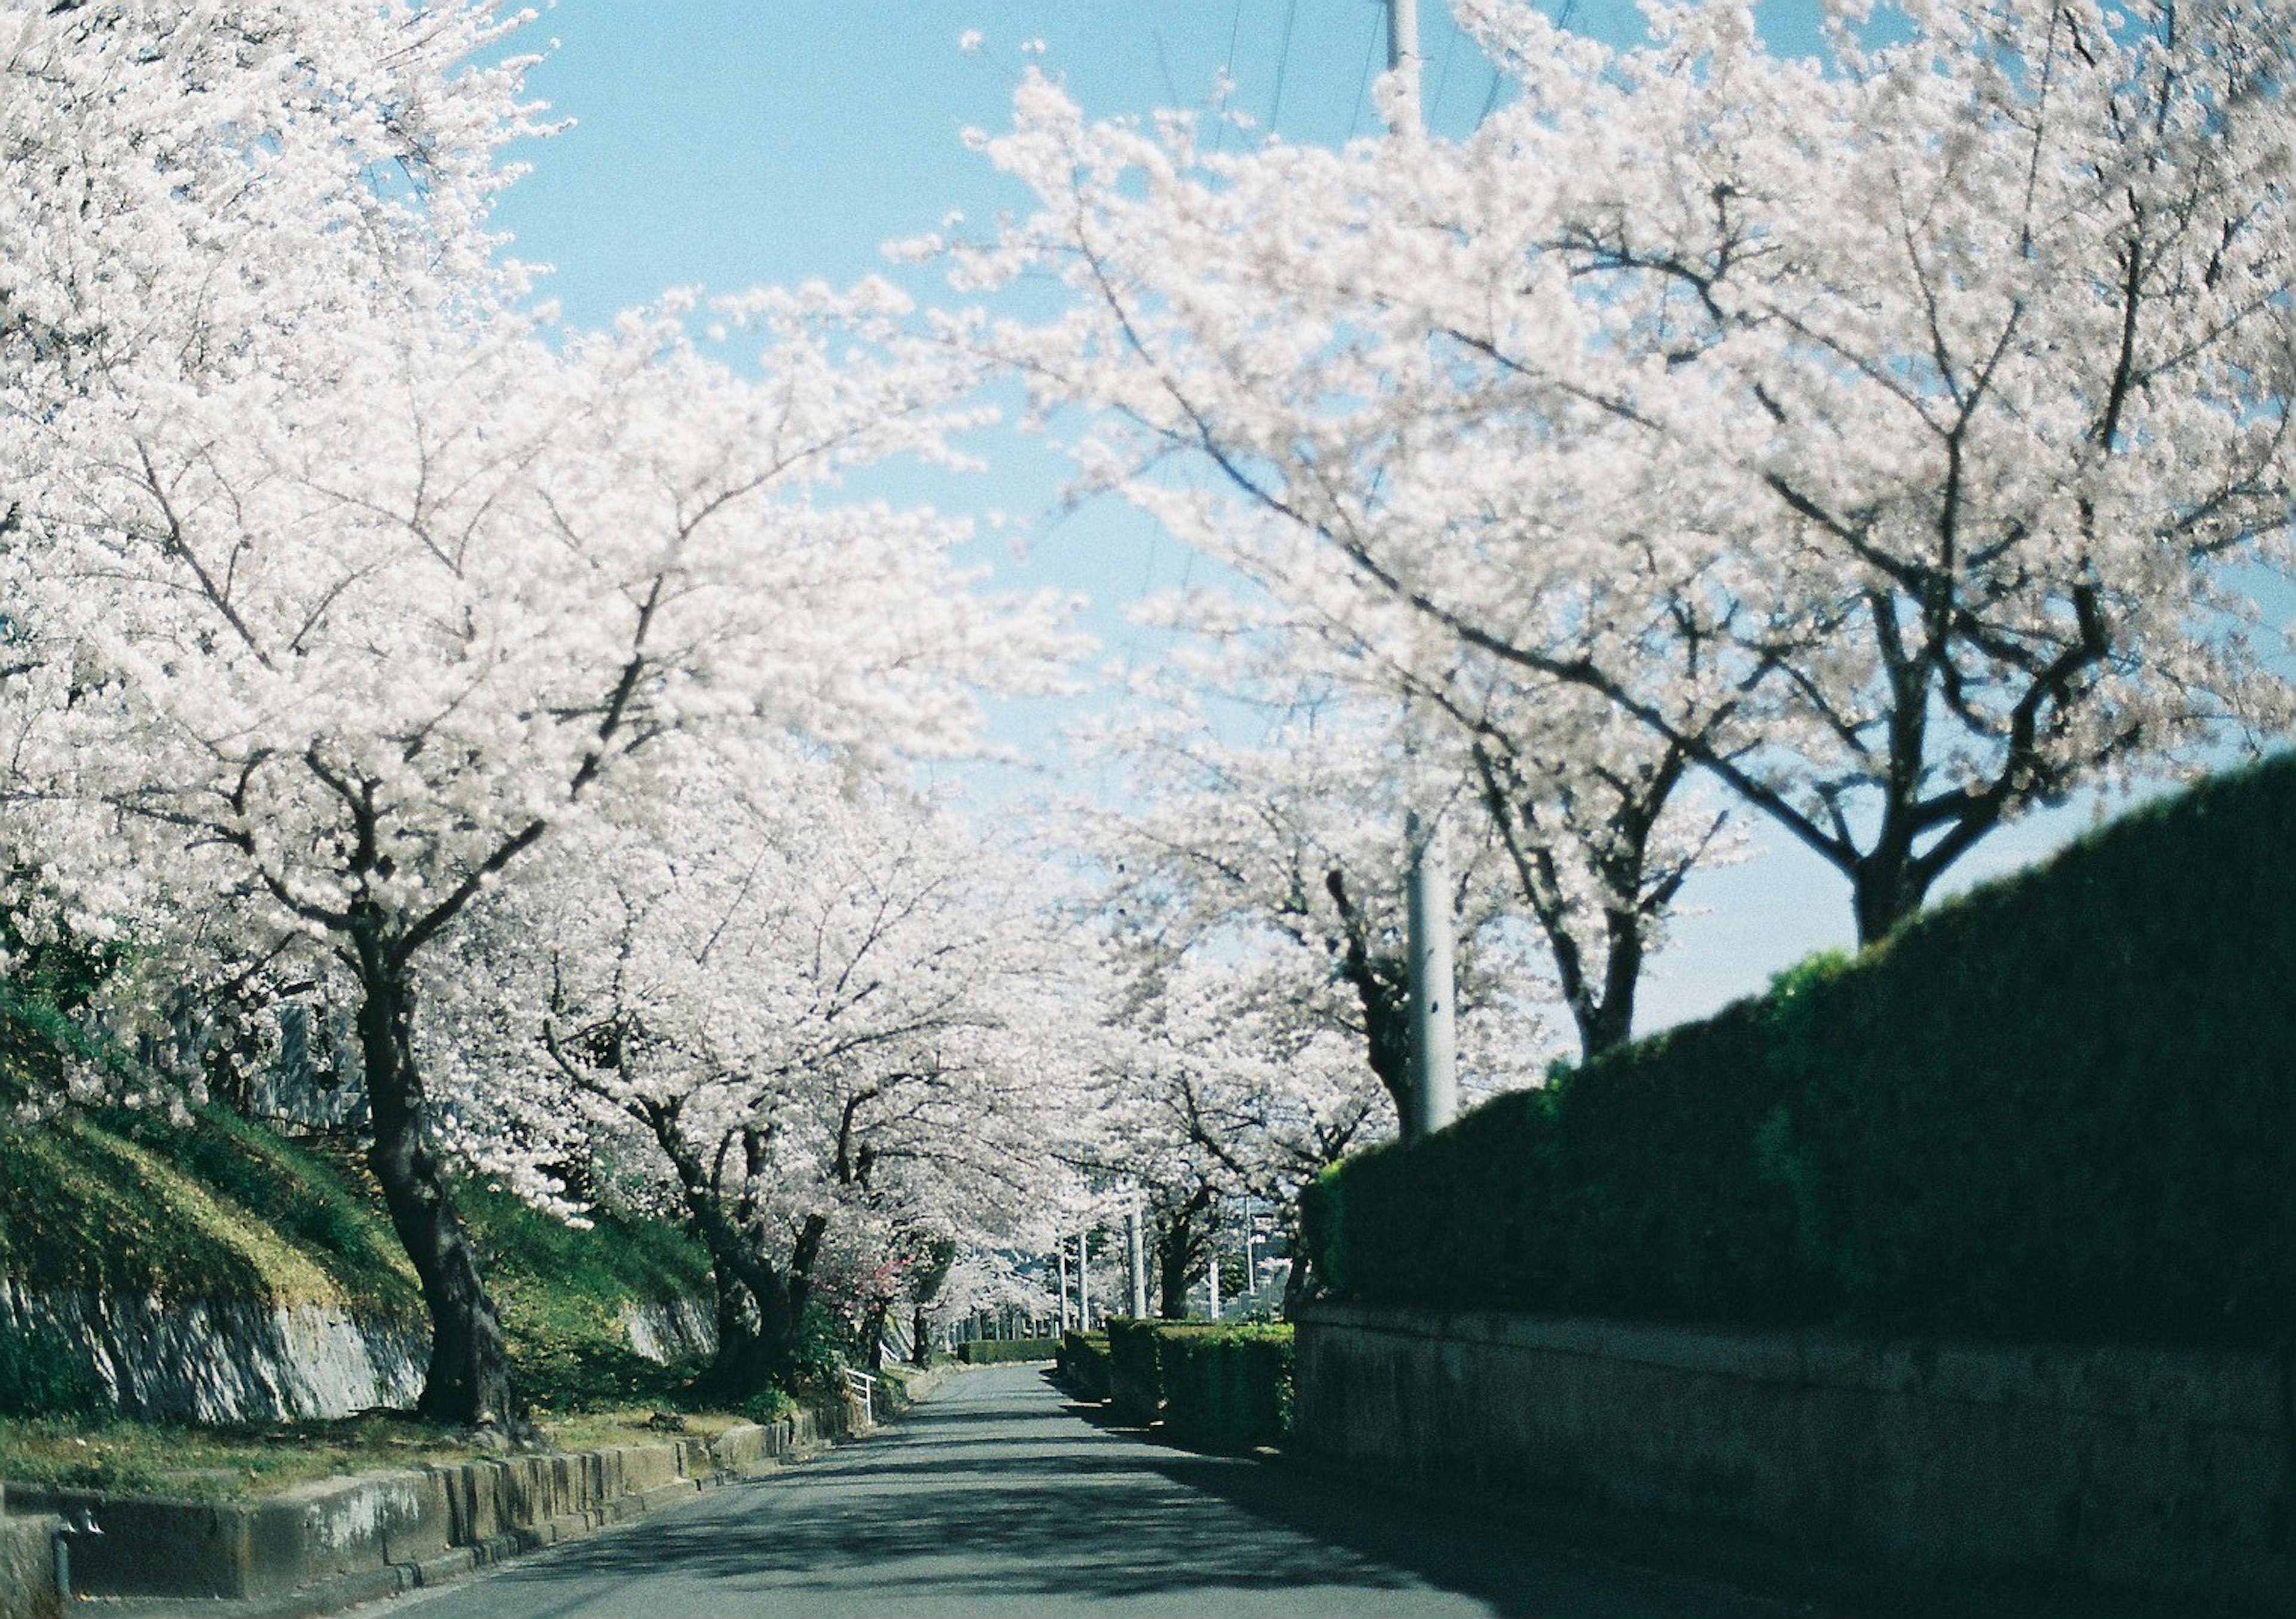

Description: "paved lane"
377 1366 1818 1618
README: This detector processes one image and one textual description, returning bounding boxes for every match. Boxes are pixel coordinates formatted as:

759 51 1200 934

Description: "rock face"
1 1284 426 1424
618 1297 716 1367
1 1286 716 1424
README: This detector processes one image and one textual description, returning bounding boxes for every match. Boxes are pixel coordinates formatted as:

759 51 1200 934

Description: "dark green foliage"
954 1337 1060 1364
0 1323 111 1418
786 1300 848 1396
1076 1319 1293 1450
456 1180 718 1410
1103 1316 1171 1423
1054 1331 1110 1401
1157 1324 1292 1450
1305 756 2296 1348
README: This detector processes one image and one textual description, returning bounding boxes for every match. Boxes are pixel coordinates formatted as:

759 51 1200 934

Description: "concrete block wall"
0 1513 61 1619
2 1396 859 1603
1295 1303 2294 1617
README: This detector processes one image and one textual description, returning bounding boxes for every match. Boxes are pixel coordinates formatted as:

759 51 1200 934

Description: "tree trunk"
1280 1229 1314 1316
1852 853 1931 945
353 936 526 1434
1577 912 1644 1058
864 1297 891 1371
909 1305 932 1367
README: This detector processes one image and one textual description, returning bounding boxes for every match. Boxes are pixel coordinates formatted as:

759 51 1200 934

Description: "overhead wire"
1347 4 1385 138
1268 0 1300 134
1214 0 1247 151
1431 19 1461 124
1472 0 1576 129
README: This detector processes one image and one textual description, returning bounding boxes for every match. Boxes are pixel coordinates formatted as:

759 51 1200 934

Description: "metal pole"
1077 1224 1092 1333
1126 1204 1149 1318
1057 1241 1072 1332
1207 1231 1222 1322
1386 0 1424 135
1407 809 1459 1137
1243 1196 1257 1298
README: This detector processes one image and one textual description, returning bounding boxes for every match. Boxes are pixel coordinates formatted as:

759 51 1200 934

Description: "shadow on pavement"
457 1369 1808 1618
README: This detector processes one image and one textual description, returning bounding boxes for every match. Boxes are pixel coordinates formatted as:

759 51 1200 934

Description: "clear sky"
486 1 2153 1036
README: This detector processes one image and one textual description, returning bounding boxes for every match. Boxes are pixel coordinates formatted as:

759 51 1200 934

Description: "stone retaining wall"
1295 1302 2293 1617
1 1285 715 1425
0 1511 60 1619
4 1401 856 1604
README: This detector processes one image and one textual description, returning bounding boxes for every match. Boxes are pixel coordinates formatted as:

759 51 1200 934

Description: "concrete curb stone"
0 1374 969 1619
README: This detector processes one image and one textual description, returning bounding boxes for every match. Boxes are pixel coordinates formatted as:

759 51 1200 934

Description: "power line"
1475 60 1504 127
1347 6 1385 138
1431 19 1461 124
1214 0 1247 151
1268 0 1301 134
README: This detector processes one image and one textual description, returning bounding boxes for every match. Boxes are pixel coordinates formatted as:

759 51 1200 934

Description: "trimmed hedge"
1055 1331 1110 1401
1305 755 2296 1348
1104 1317 1175 1424
1093 1319 1294 1449
955 1336 1061 1364
1158 1324 1293 1450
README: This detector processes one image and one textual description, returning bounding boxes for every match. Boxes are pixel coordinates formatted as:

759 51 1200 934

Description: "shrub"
1305 755 2296 1349
1103 1317 1168 1424
1158 1323 1292 1450
0 1323 111 1419
954 1337 1060 1364
1054 1331 1110 1401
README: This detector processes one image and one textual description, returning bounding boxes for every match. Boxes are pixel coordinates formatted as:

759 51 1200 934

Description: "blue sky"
486 1 2151 1035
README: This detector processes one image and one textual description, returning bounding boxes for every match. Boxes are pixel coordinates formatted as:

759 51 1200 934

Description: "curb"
4 1395 894 1618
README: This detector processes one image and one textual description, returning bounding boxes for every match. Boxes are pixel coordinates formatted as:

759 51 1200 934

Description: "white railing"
842 1368 876 1427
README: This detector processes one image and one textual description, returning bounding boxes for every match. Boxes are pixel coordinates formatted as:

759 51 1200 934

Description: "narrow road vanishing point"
368 1366 1818 1618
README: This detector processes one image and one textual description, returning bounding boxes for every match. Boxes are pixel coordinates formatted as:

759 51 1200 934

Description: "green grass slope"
0 995 716 1414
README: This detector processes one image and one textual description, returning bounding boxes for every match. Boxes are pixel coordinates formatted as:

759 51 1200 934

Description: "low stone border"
0 1510 61 1619
1294 1302 2294 1618
4 1399 871 1613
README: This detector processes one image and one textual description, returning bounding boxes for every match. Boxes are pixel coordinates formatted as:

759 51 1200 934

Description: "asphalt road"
374 1364 1821 1618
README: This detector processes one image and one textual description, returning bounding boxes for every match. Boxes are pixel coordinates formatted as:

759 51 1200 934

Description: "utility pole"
1385 0 1424 136
1406 808 1458 1138
1390 1 1454 1141
1077 1223 1092 1333
1057 1239 1073 1333
1127 1203 1149 1319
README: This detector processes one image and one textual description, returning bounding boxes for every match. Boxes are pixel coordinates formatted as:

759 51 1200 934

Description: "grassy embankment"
0 998 751 1498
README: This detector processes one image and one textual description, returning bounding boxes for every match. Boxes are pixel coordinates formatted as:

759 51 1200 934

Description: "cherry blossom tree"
958 0 2296 946
438 757 1097 1395
1092 947 1388 1314
2 283 1059 1426
1077 665 1555 1121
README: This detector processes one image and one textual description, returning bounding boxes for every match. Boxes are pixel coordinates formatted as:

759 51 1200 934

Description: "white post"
1127 1204 1149 1319
1386 0 1424 136
1057 1241 1072 1332
1207 1239 1222 1321
1407 809 1459 1138
1077 1224 1092 1333
1243 1196 1258 1297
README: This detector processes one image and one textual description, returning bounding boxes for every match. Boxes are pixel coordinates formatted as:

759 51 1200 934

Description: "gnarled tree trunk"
352 925 526 1434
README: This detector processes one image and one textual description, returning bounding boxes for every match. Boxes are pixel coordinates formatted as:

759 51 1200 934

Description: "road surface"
377 1364 1819 1618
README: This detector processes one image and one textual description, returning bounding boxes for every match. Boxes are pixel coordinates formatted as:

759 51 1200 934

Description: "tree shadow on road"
463 1380 1810 1618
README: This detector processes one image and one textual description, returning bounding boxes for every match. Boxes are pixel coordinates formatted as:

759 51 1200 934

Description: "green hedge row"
1104 1318 1168 1424
1305 755 2296 1348
1158 1324 1293 1450
1094 1318 1293 1448
1055 1331 1110 1401
955 1336 1061 1364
